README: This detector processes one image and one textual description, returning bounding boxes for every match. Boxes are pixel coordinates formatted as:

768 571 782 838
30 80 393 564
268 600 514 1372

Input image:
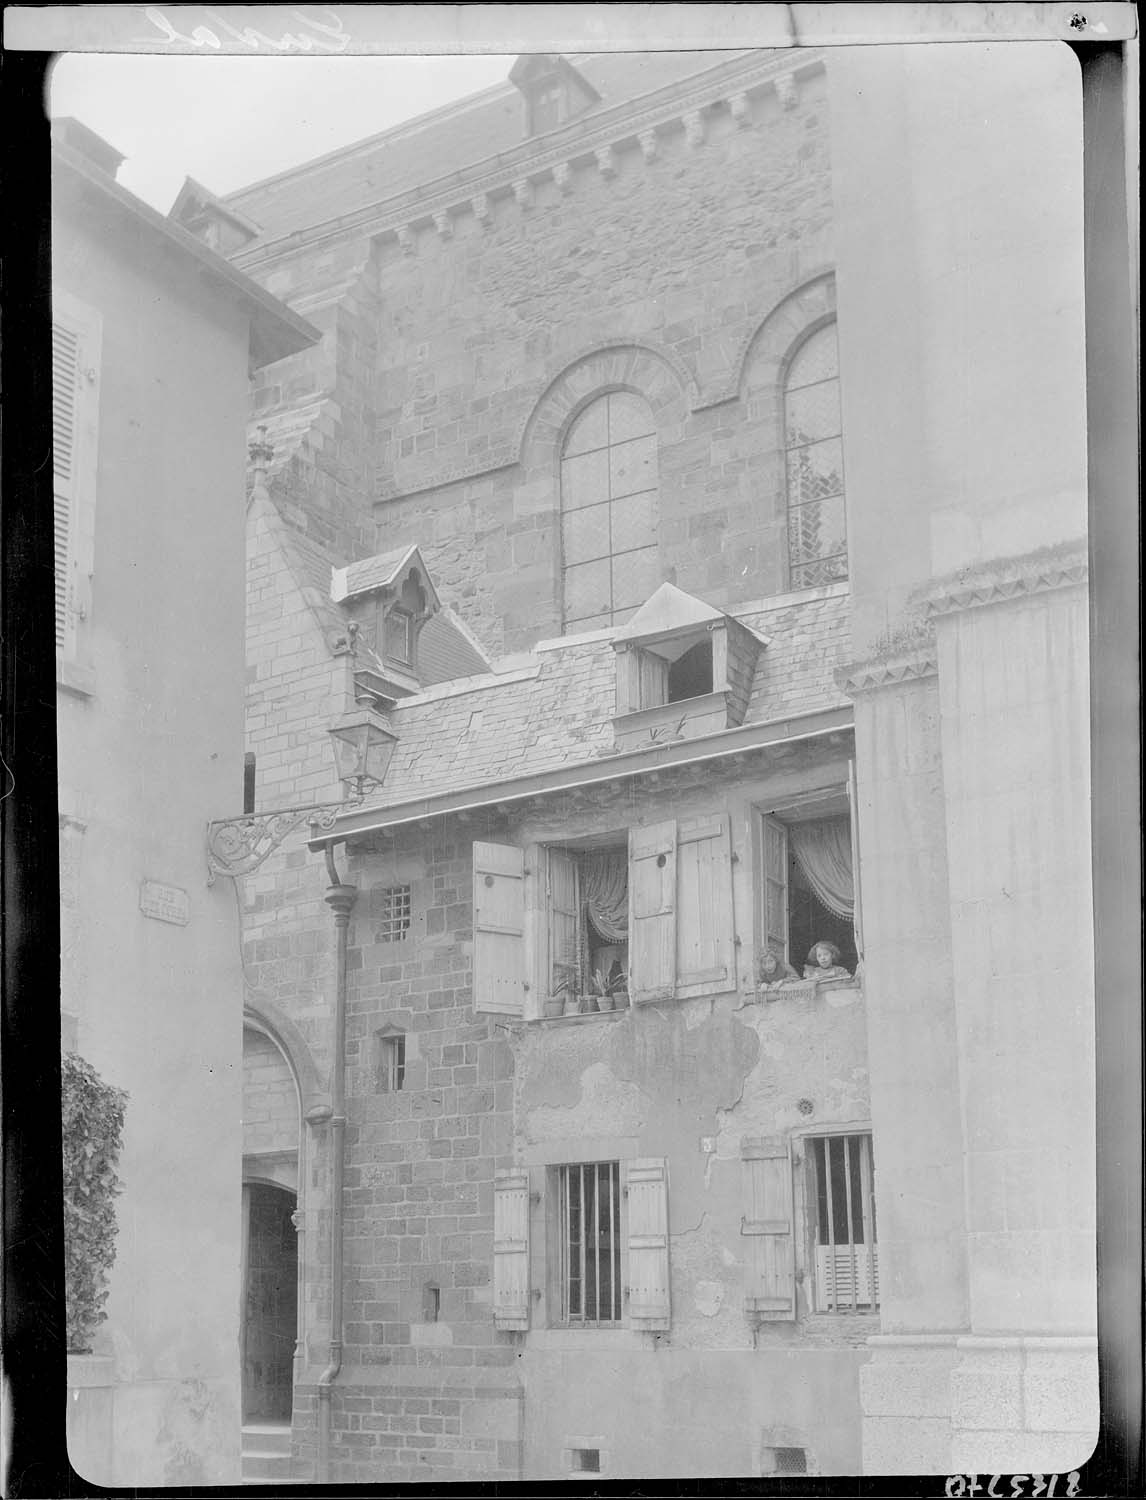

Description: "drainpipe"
316 843 356 1483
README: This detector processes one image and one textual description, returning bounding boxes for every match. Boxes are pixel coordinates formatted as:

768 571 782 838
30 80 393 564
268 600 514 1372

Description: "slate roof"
361 586 852 810
223 52 747 244
333 544 440 607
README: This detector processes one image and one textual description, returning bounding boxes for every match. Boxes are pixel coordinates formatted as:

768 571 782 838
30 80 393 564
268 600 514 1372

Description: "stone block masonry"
282 819 522 1483
241 66 837 658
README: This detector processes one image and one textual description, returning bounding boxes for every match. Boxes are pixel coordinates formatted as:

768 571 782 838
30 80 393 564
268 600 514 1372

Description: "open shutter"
52 294 100 661
628 821 676 1002
675 813 736 997
473 842 526 1016
760 815 789 966
625 1158 670 1329
547 848 581 1002
741 1136 796 1320
493 1168 530 1329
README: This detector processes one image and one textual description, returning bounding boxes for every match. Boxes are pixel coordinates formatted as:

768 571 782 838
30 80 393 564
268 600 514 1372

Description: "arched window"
561 392 660 633
784 324 847 588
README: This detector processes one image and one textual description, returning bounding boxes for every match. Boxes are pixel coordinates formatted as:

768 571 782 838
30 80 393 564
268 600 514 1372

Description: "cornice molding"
233 52 825 272
920 542 1089 619
835 648 939 697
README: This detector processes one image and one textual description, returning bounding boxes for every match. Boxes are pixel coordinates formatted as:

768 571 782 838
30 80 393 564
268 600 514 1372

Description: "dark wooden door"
242 1183 297 1422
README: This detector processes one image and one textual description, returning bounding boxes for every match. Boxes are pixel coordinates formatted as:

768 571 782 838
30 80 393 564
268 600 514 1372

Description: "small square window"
571 1448 600 1473
378 1033 405 1093
378 884 411 942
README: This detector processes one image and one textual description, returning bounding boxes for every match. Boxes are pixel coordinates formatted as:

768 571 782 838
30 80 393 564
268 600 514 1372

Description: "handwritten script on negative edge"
135 7 351 53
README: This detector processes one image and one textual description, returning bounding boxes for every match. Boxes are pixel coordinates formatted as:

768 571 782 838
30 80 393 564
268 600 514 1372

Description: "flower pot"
563 994 582 1017
544 996 564 1019
612 988 630 1009
596 993 615 1012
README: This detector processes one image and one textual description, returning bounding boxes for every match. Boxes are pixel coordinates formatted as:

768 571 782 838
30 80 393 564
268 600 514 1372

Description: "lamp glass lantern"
328 709 394 796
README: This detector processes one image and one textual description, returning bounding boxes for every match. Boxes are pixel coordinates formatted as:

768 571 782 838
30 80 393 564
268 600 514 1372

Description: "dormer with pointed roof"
611 583 766 752
331 544 441 709
170 176 261 256
509 53 601 137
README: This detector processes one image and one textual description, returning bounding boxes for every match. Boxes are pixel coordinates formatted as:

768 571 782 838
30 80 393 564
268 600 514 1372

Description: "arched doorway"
241 1181 298 1422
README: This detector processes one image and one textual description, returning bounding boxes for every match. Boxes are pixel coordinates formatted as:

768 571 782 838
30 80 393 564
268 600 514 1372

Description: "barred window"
807 1132 878 1312
378 885 411 942
785 324 847 589
559 1161 622 1325
561 392 660 634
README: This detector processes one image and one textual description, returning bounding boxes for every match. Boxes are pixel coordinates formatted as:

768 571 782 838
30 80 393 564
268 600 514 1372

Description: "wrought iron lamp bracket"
205 779 382 884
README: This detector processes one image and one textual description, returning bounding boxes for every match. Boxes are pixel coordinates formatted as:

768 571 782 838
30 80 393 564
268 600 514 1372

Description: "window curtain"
791 819 854 919
582 849 629 943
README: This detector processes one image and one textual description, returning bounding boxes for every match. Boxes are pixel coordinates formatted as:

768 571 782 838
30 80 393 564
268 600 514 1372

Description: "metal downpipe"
316 849 355 1483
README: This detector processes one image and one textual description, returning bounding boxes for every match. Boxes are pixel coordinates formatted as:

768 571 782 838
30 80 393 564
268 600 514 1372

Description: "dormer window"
611 584 765 753
384 606 415 669
509 54 600 139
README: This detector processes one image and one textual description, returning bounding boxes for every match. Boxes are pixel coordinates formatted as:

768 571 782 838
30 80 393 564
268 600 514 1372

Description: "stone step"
241 1451 293 1483
242 1424 291 1457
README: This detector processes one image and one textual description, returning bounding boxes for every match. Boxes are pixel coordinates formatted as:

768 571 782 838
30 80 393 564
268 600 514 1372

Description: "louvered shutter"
625 1158 670 1329
676 813 736 997
473 842 526 1016
51 294 100 661
741 1136 796 1320
628 821 677 1002
493 1168 530 1329
547 848 581 1002
760 815 789 966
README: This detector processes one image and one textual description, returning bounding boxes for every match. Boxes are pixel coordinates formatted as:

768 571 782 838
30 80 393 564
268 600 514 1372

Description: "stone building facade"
195 43 1098 1481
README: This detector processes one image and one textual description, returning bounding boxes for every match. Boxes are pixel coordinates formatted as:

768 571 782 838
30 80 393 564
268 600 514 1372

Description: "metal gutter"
308 704 854 848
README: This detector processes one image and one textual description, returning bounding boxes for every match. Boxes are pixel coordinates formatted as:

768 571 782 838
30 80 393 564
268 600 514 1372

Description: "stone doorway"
241 1182 297 1422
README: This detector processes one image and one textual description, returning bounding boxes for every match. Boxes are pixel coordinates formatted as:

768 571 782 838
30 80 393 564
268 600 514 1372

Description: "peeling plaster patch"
525 1060 649 1143
825 987 860 1008
682 996 716 1031
694 1279 725 1317
720 1245 739 1269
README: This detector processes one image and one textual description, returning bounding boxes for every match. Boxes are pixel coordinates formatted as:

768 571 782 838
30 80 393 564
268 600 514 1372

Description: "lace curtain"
791 818 854 919
582 848 629 943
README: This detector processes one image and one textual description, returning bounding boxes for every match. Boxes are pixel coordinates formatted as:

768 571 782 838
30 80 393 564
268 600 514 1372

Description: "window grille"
379 1033 405 1093
785 323 847 589
766 1447 807 1475
572 1449 601 1473
378 885 411 942
561 392 659 633
559 1162 622 1324
808 1133 878 1311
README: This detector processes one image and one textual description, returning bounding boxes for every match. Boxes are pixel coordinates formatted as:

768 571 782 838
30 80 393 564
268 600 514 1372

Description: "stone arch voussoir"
243 998 327 1121
734 269 838 399
517 339 696 475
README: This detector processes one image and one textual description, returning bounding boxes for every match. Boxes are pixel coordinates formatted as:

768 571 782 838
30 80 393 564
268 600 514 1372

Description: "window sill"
535 1006 629 1027
56 657 96 698
756 977 862 1003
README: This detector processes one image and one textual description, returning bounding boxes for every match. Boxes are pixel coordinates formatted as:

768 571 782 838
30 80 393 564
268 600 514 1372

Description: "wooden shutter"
625 1158 670 1329
473 842 526 1016
52 294 100 660
676 813 736 997
760 815 789 966
628 821 677 1002
547 848 581 1002
741 1136 796 1320
493 1168 530 1329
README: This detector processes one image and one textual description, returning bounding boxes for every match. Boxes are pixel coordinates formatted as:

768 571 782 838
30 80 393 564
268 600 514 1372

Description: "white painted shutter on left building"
625 1157 670 1329
52 292 101 660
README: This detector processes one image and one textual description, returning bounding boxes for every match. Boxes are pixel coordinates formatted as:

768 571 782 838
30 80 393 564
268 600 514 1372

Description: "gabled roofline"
171 175 262 235
308 704 854 848
53 142 319 369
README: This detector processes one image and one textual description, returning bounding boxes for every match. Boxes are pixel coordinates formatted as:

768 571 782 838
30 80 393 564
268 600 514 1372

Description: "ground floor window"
807 1132 877 1312
559 1161 622 1325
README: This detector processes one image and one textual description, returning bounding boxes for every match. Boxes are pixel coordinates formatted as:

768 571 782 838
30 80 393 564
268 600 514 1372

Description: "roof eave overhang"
308 703 854 849
53 147 319 369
